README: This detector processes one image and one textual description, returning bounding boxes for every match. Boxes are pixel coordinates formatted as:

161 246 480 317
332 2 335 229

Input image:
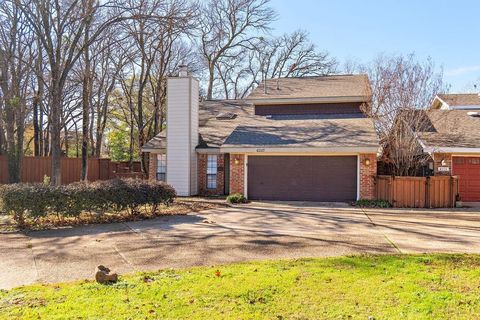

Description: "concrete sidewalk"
1 203 479 289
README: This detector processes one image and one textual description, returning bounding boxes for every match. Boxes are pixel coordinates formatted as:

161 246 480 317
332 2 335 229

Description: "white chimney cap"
178 65 189 77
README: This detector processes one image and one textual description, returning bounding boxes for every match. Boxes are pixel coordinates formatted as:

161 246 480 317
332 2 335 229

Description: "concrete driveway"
1 202 479 289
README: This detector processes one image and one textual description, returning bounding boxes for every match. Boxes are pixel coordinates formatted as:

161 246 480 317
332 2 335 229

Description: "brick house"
142 66 379 202
415 93 480 202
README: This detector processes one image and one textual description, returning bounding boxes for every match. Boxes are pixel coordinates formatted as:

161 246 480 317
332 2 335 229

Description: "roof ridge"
261 74 368 81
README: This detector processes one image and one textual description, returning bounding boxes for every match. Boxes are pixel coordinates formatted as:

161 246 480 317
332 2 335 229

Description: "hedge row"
0 179 176 226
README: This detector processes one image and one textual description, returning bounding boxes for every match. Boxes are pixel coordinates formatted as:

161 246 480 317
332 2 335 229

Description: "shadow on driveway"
1 202 479 289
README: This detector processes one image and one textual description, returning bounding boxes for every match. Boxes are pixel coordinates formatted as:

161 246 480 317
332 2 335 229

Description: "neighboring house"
415 93 480 202
142 66 379 202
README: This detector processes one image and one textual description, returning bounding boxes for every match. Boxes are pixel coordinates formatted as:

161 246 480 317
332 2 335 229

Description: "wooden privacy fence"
376 175 459 208
0 156 144 184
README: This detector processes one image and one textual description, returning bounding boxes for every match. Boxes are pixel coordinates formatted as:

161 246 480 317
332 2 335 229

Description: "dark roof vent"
216 112 237 120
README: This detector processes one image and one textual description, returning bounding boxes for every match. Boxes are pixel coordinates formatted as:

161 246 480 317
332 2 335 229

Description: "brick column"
229 154 245 195
148 153 157 181
359 154 377 200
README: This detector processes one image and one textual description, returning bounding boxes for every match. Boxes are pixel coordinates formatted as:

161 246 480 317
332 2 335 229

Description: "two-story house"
142 66 379 202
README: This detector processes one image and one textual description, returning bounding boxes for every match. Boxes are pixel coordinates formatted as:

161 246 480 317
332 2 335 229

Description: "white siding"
166 77 199 196
190 79 199 195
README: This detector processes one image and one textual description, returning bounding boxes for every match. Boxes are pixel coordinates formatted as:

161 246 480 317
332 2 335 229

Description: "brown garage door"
248 156 357 202
452 156 480 202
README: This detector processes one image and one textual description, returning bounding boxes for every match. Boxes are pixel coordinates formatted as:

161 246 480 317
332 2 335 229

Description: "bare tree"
211 30 336 99
0 1 35 182
13 0 178 185
116 0 195 173
90 34 127 157
198 0 277 99
80 1 94 180
363 53 446 176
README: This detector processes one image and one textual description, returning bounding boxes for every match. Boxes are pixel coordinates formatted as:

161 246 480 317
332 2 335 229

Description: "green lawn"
1 255 480 319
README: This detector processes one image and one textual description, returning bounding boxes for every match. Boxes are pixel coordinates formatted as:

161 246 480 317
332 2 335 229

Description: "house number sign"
438 167 450 172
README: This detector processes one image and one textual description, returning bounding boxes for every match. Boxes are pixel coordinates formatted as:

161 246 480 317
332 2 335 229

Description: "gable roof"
248 75 370 103
435 93 480 108
418 109 480 151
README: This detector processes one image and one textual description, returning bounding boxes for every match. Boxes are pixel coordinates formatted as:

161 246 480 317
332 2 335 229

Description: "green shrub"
0 183 52 226
0 179 176 227
353 199 392 208
226 193 247 204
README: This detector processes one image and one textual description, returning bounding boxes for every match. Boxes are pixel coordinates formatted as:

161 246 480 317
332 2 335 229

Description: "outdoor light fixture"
234 157 240 165
365 159 371 166
441 159 447 166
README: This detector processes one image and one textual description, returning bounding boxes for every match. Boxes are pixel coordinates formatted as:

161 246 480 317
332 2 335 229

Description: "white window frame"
156 154 167 181
206 154 218 189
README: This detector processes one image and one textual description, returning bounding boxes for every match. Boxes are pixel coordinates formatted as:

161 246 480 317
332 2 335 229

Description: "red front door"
452 157 480 202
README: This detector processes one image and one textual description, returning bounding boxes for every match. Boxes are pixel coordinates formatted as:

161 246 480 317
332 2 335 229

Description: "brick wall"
148 153 157 181
197 153 225 196
359 153 377 200
229 154 245 195
433 153 452 176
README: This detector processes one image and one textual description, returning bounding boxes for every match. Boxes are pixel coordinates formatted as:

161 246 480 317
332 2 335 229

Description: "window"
207 155 218 189
156 154 167 181
469 158 480 165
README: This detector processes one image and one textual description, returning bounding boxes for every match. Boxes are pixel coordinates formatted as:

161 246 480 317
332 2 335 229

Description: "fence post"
390 176 395 207
425 176 430 208
450 176 455 208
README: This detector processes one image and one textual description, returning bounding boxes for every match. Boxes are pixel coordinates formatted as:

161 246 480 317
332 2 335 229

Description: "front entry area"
247 155 358 202
452 156 480 202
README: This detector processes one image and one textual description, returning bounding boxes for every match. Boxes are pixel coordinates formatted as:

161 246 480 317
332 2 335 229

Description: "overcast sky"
271 0 479 92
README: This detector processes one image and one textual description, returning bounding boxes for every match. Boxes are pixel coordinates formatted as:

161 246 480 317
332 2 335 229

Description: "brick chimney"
166 65 199 196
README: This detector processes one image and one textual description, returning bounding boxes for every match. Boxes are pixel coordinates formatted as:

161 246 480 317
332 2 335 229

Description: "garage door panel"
452 156 480 202
248 156 357 202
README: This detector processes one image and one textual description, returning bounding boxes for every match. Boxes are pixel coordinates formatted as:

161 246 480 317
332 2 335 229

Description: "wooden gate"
376 175 459 208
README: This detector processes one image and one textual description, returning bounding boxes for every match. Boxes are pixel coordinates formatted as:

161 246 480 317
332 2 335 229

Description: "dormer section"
247 75 371 116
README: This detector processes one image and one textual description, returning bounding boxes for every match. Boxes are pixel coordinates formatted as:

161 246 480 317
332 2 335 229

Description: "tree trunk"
207 63 214 99
33 47 44 156
44 121 50 156
129 109 134 167
80 14 92 180
0 96 5 155
5 98 20 183
50 86 63 185
39 101 44 156
81 64 90 180
64 122 69 158
33 96 40 156
15 99 25 183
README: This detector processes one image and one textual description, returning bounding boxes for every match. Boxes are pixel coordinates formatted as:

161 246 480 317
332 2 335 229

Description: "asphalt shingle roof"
198 100 254 148
418 109 480 149
143 99 378 151
142 131 166 150
222 114 378 149
437 93 480 107
248 75 371 101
